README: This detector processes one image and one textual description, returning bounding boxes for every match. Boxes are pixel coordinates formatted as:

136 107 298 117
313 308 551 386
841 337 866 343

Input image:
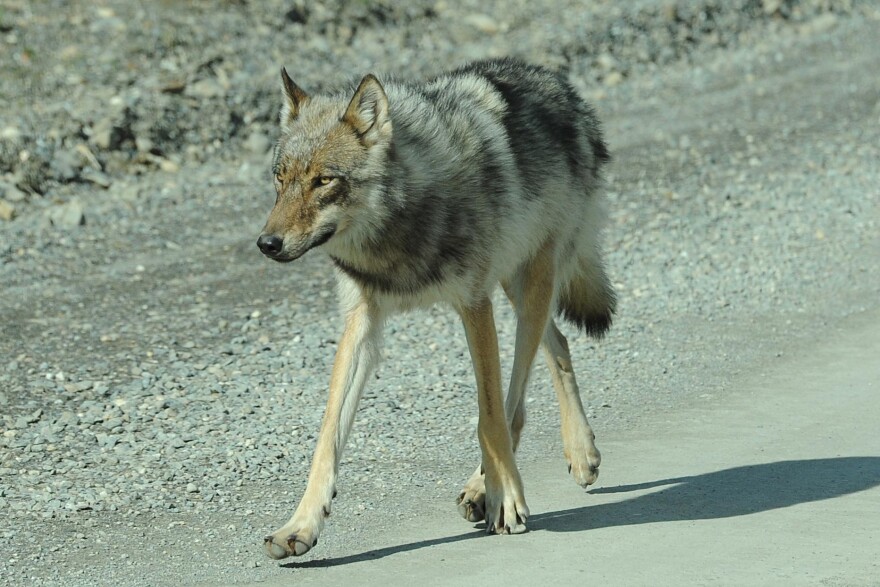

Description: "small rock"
603 71 624 87
185 78 225 99
27 409 43 424
116 183 141 202
0 181 27 202
95 433 118 448
245 132 271 154
801 13 838 35
161 78 187 94
596 53 617 71
51 148 82 182
90 108 133 152
157 158 179 173
90 119 116 151
64 381 94 393
48 198 86 228
0 126 22 141
186 483 199 493
82 168 112 188
75 144 101 168
103 417 124 430
762 0 782 14
135 135 154 154
463 13 500 35
0 199 15 221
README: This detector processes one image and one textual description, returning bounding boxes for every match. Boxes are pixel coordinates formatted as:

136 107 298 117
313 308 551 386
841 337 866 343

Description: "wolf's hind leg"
542 320 601 487
457 464 487 523
264 299 383 559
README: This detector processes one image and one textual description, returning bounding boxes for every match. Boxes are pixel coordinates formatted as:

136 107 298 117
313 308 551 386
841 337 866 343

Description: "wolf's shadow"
283 457 880 568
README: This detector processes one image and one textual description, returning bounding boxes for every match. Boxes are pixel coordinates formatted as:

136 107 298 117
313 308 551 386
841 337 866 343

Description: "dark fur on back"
460 59 615 337
456 59 611 194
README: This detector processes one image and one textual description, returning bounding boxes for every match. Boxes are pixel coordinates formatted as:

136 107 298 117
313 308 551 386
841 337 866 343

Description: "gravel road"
1 1 879 585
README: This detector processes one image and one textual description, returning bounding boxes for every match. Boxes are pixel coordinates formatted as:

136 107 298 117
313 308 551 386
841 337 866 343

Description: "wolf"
256 57 615 559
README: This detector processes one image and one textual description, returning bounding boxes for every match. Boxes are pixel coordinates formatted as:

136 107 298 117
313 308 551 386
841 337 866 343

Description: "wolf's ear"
343 74 390 145
280 67 309 125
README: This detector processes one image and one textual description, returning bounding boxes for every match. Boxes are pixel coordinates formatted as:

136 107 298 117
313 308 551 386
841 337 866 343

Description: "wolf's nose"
257 234 283 256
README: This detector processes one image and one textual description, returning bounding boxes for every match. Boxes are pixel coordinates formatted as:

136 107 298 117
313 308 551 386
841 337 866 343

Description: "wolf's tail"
556 259 616 339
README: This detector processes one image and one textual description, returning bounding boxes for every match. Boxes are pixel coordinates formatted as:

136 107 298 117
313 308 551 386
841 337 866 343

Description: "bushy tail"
557 260 616 339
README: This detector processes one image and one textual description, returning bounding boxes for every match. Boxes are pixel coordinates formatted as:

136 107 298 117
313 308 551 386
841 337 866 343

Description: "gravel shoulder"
1 1 879 585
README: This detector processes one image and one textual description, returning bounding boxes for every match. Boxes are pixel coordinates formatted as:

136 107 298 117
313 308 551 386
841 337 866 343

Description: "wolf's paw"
456 466 486 522
566 436 601 488
483 467 529 534
263 525 319 559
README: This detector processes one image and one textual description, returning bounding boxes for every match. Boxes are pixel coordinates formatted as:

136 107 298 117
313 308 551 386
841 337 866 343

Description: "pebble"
245 131 271 154
47 198 86 228
0 126 22 141
762 0 783 13
185 78 225 99
603 71 624 87
135 136 154 154
463 13 500 35
90 119 120 151
0 181 26 202
50 148 82 182
81 168 112 188
800 13 838 35
0 199 15 221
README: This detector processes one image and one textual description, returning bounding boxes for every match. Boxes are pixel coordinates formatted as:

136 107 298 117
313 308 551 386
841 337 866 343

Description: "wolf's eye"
314 176 335 188
274 173 283 184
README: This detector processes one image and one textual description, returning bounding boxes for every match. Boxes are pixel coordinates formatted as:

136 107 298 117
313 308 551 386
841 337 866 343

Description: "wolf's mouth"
310 226 337 249
271 226 337 263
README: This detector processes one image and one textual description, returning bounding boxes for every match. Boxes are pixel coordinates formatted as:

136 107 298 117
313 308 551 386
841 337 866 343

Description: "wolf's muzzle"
257 226 337 262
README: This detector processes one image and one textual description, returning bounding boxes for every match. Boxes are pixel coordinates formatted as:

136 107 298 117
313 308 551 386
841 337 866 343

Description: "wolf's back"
451 59 615 337
453 58 610 193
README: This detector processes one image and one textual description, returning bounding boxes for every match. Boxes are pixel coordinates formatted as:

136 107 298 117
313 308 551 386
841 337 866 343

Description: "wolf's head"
257 68 391 262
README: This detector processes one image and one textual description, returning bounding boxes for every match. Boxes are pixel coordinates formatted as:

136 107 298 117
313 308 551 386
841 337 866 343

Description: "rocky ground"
1 0 879 585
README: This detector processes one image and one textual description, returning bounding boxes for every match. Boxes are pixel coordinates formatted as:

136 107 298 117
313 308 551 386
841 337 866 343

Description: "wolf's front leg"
459 299 529 534
264 300 383 559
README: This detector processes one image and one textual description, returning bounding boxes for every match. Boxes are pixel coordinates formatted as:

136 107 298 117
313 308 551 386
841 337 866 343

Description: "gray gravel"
1 0 879 585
